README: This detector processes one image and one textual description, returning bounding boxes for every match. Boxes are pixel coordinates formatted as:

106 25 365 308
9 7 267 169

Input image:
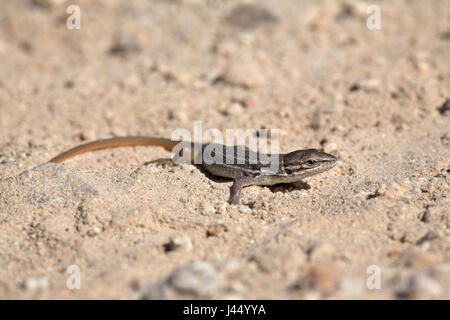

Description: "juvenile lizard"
49 136 338 204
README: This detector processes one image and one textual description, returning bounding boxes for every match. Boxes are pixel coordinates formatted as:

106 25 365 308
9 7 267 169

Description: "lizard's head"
282 149 338 178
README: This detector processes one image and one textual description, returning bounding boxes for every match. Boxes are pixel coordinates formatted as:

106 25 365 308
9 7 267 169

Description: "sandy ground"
0 0 449 299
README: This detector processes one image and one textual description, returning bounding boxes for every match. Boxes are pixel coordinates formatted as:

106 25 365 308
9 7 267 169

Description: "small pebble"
395 248 439 270
30 0 55 10
349 77 380 92
421 207 437 224
164 234 193 252
374 184 387 197
108 33 140 57
1 157 16 164
79 130 96 141
238 205 252 214
226 103 244 116
202 205 216 216
168 108 188 122
220 60 265 89
401 224 429 244
396 272 442 299
87 227 101 237
141 261 221 299
225 4 277 31
415 61 429 73
214 201 228 214
206 223 228 237
384 181 411 201
437 98 450 116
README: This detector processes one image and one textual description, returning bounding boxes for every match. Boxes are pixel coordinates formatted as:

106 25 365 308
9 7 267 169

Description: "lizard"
49 136 339 204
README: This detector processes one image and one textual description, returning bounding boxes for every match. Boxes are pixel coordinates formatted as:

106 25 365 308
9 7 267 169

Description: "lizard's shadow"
141 158 231 183
268 181 311 193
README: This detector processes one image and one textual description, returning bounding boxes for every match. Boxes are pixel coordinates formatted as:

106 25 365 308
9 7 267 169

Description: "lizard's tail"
49 137 182 163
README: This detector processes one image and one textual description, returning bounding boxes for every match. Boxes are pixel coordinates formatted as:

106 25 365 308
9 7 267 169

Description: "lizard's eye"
306 159 317 166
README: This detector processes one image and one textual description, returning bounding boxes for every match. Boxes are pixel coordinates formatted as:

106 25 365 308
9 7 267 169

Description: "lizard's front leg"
228 176 258 204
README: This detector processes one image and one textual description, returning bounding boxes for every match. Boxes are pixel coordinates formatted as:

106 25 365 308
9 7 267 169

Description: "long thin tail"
49 137 182 163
